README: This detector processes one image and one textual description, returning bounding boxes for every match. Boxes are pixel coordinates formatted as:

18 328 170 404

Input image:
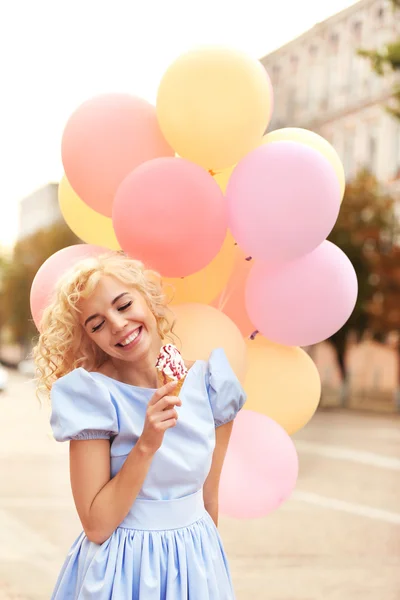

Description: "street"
0 369 399 599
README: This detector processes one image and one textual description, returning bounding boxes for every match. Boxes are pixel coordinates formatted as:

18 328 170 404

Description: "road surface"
0 369 399 599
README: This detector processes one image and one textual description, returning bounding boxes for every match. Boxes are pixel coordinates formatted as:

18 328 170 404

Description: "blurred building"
18 183 61 240
261 0 400 193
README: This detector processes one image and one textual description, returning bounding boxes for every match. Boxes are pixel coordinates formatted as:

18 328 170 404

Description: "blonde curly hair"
33 251 175 403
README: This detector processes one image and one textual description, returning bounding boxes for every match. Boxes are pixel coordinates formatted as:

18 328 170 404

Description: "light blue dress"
49 348 246 599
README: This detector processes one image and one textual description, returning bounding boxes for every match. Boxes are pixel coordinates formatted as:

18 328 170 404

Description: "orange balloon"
171 303 247 382
165 231 237 305
212 253 255 337
244 336 321 435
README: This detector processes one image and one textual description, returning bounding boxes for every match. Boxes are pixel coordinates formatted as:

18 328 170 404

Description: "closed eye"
91 301 133 333
118 301 132 311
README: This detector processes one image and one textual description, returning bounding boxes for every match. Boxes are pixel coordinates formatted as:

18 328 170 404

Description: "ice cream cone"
157 370 185 396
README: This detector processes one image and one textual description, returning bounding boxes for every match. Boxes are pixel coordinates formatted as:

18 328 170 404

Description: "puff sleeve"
207 348 246 427
50 368 119 442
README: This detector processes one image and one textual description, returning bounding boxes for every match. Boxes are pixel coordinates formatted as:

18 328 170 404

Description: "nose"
109 312 128 334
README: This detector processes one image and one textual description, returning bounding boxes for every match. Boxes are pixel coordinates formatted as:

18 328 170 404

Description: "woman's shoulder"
51 366 106 392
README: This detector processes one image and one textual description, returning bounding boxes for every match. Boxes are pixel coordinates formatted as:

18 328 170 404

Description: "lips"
116 326 142 347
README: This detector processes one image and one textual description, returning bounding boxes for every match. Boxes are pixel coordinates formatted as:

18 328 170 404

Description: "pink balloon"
30 244 106 329
219 409 298 519
226 141 341 262
245 241 358 347
113 157 228 278
62 94 174 217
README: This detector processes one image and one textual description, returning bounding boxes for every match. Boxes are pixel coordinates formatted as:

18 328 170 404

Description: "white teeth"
120 329 140 346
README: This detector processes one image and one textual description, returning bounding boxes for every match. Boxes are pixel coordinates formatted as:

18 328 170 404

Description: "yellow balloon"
165 232 237 305
171 303 247 382
263 128 345 201
212 166 235 194
58 176 121 250
157 47 273 171
244 336 321 435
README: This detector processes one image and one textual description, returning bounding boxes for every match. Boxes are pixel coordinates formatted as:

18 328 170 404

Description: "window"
352 21 363 42
329 32 339 54
290 55 298 75
343 133 355 179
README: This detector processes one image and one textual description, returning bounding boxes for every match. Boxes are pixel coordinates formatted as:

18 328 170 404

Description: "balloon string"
218 255 253 312
217 283 229 311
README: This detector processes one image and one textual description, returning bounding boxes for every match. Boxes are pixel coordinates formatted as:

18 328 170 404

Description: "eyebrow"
84 293 130 328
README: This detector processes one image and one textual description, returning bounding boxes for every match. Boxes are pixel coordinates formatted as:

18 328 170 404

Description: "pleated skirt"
51 490 235 599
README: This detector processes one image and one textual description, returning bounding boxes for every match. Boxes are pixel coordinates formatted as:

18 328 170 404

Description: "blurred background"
0 0 400 598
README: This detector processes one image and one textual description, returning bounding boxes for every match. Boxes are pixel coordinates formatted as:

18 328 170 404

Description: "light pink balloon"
30 244 107 330
219 409 299 519
113 157 228 278
226 141 341 262
62 94 174 217
245 241 358 347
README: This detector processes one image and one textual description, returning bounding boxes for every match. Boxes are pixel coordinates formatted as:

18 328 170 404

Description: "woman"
33 251 246 599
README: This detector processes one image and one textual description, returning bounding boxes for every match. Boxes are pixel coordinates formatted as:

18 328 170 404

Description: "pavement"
0 369 400 599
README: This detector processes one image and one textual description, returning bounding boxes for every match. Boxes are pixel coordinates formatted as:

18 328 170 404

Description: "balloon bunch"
30 47 357 520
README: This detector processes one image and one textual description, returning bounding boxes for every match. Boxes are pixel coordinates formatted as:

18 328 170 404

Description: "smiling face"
78 275 160 363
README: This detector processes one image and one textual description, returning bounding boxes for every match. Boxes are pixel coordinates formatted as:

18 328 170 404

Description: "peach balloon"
166 232 237 305
113 157 228 278
62 94 174 217
244 336 321 435
171 303 247 382
212 246 254 337
58 176 121 250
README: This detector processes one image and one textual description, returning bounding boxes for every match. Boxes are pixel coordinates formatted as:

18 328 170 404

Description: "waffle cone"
157 370 185 396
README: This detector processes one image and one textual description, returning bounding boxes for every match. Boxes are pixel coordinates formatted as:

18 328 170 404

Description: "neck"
109 337 163 388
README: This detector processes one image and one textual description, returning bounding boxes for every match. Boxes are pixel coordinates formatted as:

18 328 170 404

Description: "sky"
0 0 359 248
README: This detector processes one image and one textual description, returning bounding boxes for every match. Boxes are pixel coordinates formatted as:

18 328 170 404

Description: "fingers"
158 408 179 422
148 380 178 406
148 406 178 425
154 418 177 431
154 395 182 411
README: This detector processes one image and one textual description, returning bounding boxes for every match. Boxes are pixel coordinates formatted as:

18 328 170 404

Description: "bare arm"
203 420 234 527
70 438 154 545
70 381 180 545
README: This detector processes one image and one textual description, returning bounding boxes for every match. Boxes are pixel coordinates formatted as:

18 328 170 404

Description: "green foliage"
358 1 400 119
328 170 398 371
1 222 79 346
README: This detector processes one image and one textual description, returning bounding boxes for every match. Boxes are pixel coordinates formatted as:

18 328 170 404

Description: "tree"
358 0 400 119
328 169 398 375
1 222 80 349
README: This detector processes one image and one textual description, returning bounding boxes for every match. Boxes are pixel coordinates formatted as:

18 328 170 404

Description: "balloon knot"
250 330 259 340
